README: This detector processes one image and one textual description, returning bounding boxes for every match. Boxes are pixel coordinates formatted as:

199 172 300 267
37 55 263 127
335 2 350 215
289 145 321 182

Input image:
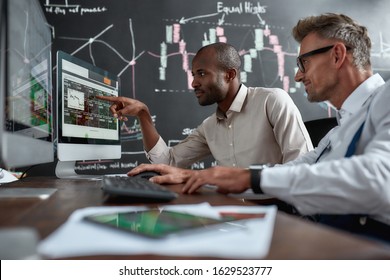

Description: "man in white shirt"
129 13 390 243
98 43 312 168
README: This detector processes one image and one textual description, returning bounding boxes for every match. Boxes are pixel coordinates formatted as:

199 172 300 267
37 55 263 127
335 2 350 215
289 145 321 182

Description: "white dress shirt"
146 84 313 168
262 74 390 225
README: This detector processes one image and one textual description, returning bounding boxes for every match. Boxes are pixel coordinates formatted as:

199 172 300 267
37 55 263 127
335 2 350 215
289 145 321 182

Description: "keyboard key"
102 175 178 201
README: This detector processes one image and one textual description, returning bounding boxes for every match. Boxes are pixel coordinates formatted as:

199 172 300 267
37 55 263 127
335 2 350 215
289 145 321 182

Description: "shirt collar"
339 73 385 119
216 84 247 120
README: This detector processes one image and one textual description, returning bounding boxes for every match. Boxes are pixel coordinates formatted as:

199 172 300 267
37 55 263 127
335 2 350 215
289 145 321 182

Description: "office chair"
304 117 338 147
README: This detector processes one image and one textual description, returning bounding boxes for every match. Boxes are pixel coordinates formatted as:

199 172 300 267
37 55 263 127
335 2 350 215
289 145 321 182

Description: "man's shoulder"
247 86 288 97
368 79 390 116
200 112 218 125
246 86 293 104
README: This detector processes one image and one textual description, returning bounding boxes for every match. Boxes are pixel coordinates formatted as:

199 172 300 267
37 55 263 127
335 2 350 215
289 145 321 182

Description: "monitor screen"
0 0 54 169
56 51 121 179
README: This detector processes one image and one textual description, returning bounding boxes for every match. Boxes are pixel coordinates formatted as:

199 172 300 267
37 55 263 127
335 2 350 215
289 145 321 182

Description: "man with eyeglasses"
130 13 390 243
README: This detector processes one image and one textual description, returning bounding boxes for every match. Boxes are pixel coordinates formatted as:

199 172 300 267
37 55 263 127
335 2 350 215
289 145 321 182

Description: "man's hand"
96 95 148 121
182 166 251 194
129 164 251 195
97 95 159 152
128 163 195 185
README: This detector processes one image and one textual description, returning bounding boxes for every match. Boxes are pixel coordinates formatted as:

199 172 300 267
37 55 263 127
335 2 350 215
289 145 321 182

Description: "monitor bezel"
56 51 121 167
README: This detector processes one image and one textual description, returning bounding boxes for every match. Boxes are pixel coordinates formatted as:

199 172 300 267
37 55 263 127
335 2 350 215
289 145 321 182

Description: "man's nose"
191 77 199 88
294 69 304 82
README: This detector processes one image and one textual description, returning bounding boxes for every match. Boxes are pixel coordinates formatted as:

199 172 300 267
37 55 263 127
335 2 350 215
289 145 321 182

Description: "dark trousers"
316 214 390 244
271 201 390 244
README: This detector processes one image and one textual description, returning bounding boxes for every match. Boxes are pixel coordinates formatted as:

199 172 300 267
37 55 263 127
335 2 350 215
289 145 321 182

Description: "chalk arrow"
257 14 266 25
179 12 220 24
218 13 225 26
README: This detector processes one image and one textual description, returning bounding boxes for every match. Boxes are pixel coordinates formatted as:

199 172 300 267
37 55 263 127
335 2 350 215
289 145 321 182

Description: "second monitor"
56 51 121 179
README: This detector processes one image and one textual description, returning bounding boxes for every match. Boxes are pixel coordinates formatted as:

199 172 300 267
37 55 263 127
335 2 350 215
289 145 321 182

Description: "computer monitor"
0 0 54 169
56 51 121 179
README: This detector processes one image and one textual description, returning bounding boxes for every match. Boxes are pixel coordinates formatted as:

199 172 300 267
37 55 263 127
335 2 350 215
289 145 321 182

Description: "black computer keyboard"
102 175 178 201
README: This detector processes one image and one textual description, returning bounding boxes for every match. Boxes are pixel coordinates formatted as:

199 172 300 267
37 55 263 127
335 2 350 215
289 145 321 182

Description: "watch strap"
250 168 263 194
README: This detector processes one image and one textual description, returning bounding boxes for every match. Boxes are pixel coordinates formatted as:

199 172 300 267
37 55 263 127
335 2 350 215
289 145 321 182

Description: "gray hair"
292 13 371 71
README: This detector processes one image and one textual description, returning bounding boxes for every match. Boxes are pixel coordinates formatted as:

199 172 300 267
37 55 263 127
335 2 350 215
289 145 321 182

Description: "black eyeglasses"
296 45 334 73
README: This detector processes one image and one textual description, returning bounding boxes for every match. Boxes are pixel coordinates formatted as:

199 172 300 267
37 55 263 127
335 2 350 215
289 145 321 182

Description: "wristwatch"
249 164 270 194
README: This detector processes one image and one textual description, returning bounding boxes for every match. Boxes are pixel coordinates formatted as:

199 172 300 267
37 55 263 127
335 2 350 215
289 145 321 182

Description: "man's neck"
333 69 372 109
217 83 241 113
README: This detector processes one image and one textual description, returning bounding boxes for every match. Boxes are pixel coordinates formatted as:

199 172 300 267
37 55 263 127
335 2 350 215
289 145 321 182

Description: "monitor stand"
55 161 102 180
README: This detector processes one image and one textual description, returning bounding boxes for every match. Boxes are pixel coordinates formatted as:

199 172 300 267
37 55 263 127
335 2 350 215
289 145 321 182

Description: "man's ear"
226 68 237 82
333 43 348 68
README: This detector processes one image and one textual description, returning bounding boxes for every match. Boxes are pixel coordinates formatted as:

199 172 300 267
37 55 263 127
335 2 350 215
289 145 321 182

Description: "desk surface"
1 176 390 259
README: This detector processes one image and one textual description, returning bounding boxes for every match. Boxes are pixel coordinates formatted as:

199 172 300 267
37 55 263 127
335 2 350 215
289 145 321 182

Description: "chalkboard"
38 0 390 174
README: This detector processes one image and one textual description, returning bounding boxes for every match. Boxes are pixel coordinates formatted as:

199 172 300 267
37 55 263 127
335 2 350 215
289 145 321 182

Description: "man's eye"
192 72 205 78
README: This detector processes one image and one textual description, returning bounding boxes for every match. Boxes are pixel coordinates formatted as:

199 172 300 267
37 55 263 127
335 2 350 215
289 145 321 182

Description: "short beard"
198 91 225 106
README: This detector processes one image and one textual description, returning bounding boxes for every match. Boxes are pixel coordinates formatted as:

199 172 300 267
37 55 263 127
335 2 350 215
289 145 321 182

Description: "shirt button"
229 143 233 146
228 125 232 129
233 163 236 167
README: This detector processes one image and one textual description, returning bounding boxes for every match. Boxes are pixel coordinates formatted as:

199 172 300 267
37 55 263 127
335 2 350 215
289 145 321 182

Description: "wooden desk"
1 176 390 259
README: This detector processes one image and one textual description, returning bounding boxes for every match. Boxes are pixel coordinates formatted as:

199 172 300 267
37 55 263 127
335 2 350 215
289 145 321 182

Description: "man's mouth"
195 90 204 98
303 81 310 91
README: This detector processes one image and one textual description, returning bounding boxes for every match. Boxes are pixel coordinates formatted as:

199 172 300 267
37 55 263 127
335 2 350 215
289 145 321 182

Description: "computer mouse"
133 171 161 180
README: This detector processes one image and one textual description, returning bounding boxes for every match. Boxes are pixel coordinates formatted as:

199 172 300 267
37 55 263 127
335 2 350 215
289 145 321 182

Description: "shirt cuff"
145 136 170 164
